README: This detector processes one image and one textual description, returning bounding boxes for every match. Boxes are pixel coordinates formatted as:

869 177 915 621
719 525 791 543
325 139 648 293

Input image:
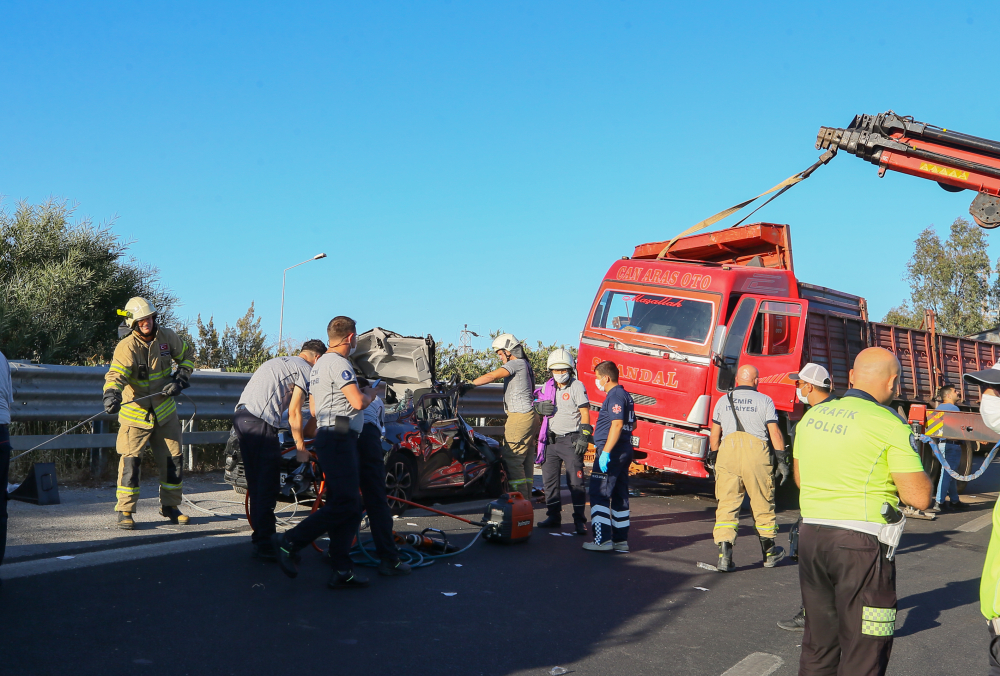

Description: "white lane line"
958 513 994 533
720 652 784 676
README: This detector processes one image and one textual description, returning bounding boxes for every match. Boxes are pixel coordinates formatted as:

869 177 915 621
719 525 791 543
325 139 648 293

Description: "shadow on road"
896 577 979 637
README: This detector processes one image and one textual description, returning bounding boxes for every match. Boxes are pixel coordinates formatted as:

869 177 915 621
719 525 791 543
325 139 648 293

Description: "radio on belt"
482 491 533 544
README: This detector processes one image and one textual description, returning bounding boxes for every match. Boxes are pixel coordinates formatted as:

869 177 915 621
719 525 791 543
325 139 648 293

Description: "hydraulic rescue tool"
817 110 1000 228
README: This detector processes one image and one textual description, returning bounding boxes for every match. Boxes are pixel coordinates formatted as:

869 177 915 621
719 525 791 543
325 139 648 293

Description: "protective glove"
175 367 193 389
458 382 476 395
598 451 610 473
573 424 594 455
774 452 791 486
103 388 123 415
162 380 183 397
534 400 555 417
706 450 718 470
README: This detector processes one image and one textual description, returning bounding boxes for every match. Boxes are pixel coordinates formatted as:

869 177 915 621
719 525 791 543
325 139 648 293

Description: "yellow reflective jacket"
103 326 195 429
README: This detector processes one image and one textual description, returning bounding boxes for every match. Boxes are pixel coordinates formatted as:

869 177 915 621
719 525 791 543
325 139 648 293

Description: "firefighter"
962 363 1000 674
796 348 932 675
533 348 592 535
468 334 539 500
583 360 635 552
103 297 196 530
708 364 789 571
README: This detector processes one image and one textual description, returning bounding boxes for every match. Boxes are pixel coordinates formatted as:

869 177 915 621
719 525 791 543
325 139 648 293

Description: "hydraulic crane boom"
817 111 1000 228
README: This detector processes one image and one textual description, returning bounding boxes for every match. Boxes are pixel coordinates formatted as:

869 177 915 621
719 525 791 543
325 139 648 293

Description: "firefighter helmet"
546 348 575 371
119 297 158 328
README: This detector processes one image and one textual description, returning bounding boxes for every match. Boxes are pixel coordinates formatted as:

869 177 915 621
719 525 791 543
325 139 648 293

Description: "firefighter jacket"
103 326 195 429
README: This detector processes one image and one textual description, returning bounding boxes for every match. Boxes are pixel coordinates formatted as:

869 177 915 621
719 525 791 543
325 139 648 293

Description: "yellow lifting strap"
655 148 837 260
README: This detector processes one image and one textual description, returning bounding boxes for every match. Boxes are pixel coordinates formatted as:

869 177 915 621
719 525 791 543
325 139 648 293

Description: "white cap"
791 363 833 389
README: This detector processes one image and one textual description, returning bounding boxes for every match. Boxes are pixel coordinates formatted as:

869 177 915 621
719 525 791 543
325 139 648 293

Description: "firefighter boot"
117 511 135 530
536 515 561 528
717 542 735 572
760 537 785 568
160 506 190 525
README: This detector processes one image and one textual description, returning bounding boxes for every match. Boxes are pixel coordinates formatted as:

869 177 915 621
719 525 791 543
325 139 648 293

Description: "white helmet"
546 348 575 371
118 297 158 328
491 333 521 354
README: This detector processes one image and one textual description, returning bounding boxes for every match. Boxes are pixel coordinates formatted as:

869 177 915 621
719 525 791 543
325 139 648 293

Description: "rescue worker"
796 347 932 675
583 361 635 553
708 364 789 572
233 340 327 560
776 362 834 633
929 384 969 512
355 377 410 576
0 348 12 586
962 363 1000 674
533 348 592 535
273 316 376 590
468 334 539 500
103 297 196 530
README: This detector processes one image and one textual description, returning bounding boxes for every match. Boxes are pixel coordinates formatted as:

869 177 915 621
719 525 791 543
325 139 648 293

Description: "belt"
554 432 578 438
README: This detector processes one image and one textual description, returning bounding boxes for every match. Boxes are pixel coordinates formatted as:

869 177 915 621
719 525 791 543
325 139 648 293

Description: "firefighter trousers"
589 444 632 544
798 524 895 676
503 411 539 499
541 434 586 521
713 431 776 544
115 416 183 513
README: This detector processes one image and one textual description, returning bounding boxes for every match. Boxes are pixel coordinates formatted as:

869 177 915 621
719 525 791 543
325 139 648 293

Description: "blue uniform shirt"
594 384 636 450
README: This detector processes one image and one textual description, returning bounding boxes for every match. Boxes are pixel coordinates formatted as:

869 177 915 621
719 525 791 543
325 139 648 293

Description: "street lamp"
278 253 327 351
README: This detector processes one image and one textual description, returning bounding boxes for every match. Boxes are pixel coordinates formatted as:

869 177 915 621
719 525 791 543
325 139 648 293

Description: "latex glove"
103 389 123 415
162 380 183 397
534 400 555 417
706 450 718 470
598 451 610 473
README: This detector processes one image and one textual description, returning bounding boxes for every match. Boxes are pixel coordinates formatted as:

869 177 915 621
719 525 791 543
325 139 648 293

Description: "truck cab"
577 223 809 478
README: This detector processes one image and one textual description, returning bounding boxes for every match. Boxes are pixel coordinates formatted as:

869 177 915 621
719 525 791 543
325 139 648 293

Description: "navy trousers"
358 423 399 563
0 424 9 568
283 428 362 571
233 410 282 544
589 443 632 544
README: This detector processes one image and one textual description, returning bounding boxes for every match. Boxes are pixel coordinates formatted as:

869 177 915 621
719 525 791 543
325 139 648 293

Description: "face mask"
981 393 1000 433
595 378 604 392
554 373 570 384
796 387 809 405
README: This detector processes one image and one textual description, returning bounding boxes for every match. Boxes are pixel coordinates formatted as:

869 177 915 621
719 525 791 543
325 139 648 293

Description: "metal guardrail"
457 383 506 419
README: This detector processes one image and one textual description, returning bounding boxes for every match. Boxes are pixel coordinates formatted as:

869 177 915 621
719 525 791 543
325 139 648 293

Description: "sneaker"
329 570 370 589
252 541 278 561
777 608 806 632
582 540 613 552
271 533 299 578
613 541 629 553
160 506 190 525
536 515 562 528
117 511 135 530
377 559 412 576
928 501 942 513
952 501 970 511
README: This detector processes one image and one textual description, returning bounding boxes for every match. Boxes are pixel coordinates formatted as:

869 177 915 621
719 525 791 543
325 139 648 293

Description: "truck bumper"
630 419 710 479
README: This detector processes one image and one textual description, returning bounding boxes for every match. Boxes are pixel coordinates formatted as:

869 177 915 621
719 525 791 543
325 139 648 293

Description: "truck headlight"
663 430 706 457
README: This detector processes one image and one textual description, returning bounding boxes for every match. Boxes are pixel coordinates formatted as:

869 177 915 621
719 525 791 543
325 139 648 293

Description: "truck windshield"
590 289 714 345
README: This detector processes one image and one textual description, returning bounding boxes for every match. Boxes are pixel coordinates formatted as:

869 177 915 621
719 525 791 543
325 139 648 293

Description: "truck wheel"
957 441 975 495
385 452 416 516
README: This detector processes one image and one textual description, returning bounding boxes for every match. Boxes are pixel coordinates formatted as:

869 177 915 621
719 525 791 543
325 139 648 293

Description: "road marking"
720 652 784 676
958 513 994 533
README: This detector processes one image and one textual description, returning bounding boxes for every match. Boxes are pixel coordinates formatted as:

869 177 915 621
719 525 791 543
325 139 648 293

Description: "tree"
436 330 577 384
0 198 177 364
179 303 273 372
883 218 1000 335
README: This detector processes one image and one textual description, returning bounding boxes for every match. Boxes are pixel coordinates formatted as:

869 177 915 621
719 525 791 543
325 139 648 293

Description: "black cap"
963 363 1000 387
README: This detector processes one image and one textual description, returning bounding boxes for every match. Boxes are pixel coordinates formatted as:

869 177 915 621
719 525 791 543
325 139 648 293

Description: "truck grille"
632 394 657 406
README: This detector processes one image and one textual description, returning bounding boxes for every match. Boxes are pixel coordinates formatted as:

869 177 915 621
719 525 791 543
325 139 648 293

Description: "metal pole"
278 253 327 353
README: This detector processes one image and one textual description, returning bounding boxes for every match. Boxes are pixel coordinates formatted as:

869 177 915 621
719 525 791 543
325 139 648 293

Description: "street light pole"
279 253 327 352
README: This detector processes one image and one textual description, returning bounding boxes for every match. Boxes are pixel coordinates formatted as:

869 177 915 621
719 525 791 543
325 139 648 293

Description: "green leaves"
435 331 576 384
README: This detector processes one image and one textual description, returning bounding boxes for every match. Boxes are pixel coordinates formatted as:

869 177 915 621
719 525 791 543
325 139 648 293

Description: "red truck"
577 221 1000 481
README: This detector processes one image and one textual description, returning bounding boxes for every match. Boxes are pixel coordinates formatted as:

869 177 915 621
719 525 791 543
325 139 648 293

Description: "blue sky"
2 2 996 353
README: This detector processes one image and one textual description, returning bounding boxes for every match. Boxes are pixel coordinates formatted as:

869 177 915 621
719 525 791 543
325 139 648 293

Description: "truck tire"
385 451 416 516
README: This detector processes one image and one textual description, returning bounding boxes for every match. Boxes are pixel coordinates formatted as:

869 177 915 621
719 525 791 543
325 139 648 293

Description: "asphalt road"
1 469 998 676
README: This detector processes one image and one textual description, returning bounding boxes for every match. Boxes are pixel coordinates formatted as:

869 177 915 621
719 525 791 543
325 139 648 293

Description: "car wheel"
386 452 416 516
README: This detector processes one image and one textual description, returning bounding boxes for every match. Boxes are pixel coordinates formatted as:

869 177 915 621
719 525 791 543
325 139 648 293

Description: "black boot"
717 542 734 572
537 515 561 528
760 537 785 568
573 516 588 536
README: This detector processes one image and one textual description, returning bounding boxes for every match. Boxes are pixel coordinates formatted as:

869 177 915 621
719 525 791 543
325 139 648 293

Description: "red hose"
386 495 479 525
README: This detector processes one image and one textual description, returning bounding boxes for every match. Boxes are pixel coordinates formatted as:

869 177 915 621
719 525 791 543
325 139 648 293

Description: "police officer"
961 363 1000 674
103 297 196 529
709 364 789 572
796 348 932 675
0 348 12 587
469 334 539 500
583 361 635 553
233 340 327 560
356 377 411 576
273 316 377 590
776 362 834 633
533 348 592 535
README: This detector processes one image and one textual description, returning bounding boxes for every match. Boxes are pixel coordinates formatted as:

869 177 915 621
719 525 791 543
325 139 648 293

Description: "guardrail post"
184 419 199 471
89 420 107 477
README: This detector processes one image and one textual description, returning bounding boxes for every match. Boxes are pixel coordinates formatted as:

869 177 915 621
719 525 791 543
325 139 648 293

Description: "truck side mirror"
711 326 727 357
